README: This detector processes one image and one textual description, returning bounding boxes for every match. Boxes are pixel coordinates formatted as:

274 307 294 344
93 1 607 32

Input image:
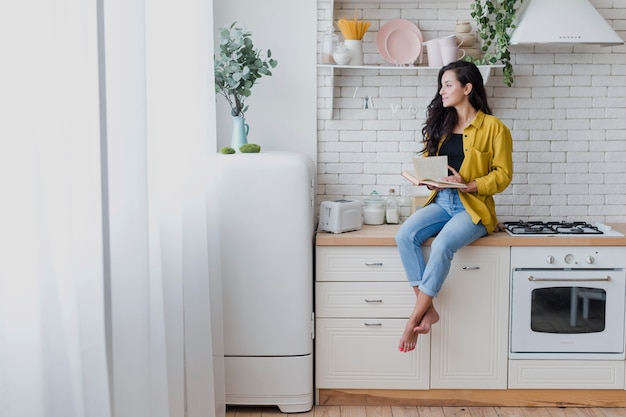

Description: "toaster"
318 199 363 234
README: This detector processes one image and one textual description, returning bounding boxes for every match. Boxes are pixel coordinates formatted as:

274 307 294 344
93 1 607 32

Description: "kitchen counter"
315 223 626 407
316 223 626 246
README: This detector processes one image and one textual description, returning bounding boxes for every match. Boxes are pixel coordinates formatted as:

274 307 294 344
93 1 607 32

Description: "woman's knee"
395 225 411 247
430 237 456 260
396 223 426 248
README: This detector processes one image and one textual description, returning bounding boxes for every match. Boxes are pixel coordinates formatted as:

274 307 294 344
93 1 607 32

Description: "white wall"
212 0 318 164
317 0 626 224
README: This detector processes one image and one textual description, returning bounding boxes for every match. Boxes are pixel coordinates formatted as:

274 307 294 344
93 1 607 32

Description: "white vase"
344 40 363 66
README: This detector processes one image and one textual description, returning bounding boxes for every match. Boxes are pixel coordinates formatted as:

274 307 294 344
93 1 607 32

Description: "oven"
507 221 626 360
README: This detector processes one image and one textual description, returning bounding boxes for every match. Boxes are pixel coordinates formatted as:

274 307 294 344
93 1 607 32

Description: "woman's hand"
445 166 477 193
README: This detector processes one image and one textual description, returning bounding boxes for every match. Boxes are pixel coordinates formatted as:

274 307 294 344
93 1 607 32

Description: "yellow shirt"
424 111 513 234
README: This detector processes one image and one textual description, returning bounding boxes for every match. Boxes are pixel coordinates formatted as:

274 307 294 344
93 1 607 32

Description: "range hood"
510 0 624 45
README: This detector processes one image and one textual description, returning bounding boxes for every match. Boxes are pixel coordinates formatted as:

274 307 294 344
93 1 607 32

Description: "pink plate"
376 19 423 65
384 27 422 65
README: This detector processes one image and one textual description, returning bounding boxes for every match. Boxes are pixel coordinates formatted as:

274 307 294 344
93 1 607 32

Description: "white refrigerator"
215 151 314 413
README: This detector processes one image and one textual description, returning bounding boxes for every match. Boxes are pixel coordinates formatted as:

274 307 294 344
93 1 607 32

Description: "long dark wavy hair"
421 60 492 155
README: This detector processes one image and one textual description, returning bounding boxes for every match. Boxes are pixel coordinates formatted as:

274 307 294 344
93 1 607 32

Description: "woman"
396 60 513 352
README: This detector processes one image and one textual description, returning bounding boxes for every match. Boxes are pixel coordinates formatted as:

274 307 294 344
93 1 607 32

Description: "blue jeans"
395 189 487 297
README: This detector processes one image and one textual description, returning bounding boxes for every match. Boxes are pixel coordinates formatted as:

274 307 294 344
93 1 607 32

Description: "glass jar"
363 191 385 225
385 188 399 224
320 27 338 64
332 42 352 66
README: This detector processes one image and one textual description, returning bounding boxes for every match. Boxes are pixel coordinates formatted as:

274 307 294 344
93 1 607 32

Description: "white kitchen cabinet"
429 246 510 389
315 246 430 389
315 244 510 391
316 318 429 389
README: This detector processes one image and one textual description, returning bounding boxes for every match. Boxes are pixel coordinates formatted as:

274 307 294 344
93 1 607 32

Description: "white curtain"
0 0 224 416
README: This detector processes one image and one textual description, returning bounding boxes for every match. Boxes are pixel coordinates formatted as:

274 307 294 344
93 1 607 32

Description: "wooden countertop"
316 223 626 247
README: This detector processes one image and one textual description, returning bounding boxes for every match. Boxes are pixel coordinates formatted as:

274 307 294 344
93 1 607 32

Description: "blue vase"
231 115 249 151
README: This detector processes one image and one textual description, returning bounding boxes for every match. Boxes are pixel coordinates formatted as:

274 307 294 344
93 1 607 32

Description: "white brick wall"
317 0 626 224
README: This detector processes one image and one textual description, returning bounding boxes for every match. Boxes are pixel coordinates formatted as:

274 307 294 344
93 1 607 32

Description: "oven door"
510 268 626 358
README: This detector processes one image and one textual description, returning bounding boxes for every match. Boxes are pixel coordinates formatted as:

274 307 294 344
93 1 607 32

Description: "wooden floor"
227 405 626 417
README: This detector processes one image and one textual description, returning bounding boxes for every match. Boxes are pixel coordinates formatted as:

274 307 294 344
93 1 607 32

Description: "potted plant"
214 22 278 151
465 0 522 87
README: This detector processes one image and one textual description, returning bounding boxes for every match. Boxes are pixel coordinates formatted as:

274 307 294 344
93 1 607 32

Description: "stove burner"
504 221 604 235
505 221 556 235
547 221 602 235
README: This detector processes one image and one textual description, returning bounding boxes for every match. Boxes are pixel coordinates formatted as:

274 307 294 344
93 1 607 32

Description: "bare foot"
398 318 419 352
413 304 440 334
398 290 435 352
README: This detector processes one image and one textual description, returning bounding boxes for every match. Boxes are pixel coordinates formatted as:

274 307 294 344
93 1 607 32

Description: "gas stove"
503 221 624 236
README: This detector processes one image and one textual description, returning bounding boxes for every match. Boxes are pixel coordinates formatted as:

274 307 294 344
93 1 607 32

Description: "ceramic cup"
423 39 443 67
439 34 464 48
441 46 466 66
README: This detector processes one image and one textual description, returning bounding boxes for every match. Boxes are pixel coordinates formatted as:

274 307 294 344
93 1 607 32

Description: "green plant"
465 0 522 87
214 22 278 117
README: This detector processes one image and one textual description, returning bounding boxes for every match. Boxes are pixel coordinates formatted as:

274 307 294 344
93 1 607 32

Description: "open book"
401 156 468 189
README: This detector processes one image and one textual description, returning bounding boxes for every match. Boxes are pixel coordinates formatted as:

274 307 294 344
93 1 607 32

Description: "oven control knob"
546 255 554 264
585 256 595 264
564 254 575 264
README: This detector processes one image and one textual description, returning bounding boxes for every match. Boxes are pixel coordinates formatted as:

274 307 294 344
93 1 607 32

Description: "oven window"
530 287 606 334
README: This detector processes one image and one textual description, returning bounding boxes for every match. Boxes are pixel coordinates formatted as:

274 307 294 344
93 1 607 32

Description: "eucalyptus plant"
214 22 278 117
465 0 522 87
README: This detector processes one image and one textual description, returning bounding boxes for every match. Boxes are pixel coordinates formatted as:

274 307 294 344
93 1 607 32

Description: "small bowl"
455 21 472 33
457 33 477 47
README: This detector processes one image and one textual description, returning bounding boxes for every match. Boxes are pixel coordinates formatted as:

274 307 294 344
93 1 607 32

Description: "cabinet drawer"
315 318 429 389
316 281 413 318
508 360 625 389
316 246 406 282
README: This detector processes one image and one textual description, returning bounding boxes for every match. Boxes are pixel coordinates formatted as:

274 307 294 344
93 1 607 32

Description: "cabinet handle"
462 266 480 270
364 322 382 327
364 299 383 303
365 262 383 266
528 275 611 282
